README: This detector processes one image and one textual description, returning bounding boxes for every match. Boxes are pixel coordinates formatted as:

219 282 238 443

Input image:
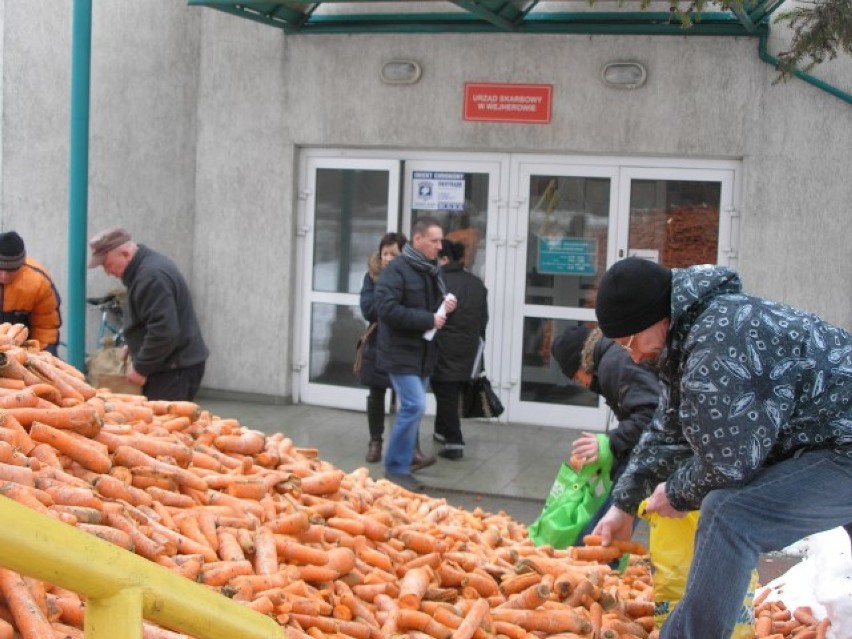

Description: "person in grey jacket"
431 240 489 459
89 227 209 401
592 257 852 639
551 324 660 539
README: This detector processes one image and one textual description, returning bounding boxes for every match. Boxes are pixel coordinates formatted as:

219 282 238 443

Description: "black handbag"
461 372 504 419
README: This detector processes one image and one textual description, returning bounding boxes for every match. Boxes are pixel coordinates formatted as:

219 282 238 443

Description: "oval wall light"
380 59 422 85
601 62 647 89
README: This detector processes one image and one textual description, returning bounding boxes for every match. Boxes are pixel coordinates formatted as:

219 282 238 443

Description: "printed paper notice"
412 171 466 211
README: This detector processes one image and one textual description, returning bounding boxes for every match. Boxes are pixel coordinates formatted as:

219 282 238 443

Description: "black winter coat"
432 264 489 382
374 253 444 376
358 254 390 388
589 339 660 469
121 245 209 377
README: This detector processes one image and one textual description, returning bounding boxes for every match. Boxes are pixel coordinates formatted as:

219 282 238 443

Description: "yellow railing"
0 495 285 639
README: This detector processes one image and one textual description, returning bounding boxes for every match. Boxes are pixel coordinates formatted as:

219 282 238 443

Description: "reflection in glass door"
505 164 618 429
297 158 400 409
621 168 735 269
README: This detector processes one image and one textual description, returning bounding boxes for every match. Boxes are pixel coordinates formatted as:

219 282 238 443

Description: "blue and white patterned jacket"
612 265 852 514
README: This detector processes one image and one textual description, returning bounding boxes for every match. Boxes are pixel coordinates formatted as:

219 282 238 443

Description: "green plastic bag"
528 434 613 548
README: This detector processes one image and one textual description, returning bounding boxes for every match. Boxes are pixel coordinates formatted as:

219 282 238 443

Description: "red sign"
463 82 553 124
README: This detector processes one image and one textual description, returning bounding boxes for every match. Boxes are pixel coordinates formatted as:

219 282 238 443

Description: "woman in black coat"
551 324 661 538
431 240 489 459
359 232 406 463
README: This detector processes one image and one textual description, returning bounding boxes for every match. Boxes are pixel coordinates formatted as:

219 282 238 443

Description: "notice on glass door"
538 237 597 275
412 172 466 211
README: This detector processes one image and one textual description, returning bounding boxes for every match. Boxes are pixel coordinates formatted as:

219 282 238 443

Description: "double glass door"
295 151 738 430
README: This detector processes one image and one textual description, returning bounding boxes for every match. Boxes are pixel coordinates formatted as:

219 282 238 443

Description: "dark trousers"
431 379 464 446
143 361 205 401
366 386 388 441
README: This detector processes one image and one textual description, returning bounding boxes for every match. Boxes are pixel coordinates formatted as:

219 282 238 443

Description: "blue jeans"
661 448 852 639
384 374 428 475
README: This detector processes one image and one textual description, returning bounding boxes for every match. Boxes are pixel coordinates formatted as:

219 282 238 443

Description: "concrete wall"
0 1 849 406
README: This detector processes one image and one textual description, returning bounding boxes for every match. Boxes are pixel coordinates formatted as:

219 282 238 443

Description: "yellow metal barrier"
0 495 285 639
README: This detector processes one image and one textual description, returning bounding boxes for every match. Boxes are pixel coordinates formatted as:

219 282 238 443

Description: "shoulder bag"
353 322 377 375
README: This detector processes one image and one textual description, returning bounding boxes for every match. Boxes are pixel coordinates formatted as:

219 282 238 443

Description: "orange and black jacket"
0 257 62 351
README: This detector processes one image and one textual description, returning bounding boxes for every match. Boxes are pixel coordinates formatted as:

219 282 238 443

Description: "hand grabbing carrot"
592 505 634 546
570 432 601 467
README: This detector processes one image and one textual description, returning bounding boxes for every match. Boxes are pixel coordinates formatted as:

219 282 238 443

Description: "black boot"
366 439 382 463
412 442 436 471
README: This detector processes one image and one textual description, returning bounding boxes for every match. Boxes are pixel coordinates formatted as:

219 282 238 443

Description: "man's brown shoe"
411 446 436 471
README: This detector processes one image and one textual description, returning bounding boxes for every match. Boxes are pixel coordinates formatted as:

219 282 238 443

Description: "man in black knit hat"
591 257 852 639
0 231 61 354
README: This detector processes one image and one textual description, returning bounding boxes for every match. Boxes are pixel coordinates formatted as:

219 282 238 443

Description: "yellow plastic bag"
638 500 757 638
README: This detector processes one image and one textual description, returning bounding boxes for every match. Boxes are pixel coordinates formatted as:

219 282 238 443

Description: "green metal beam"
758 33 852 105
449 1 519 31
189 3 764 37
67 0 92 372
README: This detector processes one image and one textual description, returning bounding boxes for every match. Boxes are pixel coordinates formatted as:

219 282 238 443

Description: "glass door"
505 161 618 429
617 166 738 269
402 158 508 416
296 158 400 408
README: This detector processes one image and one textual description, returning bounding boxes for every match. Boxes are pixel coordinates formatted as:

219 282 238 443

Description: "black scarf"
402 244 447 298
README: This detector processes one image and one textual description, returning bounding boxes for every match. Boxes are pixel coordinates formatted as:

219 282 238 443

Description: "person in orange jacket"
0 231 61 355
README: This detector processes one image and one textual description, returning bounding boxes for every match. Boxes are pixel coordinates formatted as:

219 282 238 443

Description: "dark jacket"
374 251 443 376
613 265 852 515
121 245 209 377
432 263 489 382
589 339 660 468
358 253 389 388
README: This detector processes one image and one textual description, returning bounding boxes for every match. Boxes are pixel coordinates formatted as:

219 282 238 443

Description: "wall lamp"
601 61 647 89
380 59 422 85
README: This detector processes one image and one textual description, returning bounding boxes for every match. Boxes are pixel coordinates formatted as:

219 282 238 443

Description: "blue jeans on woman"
384 373 428 476
660 447 852 639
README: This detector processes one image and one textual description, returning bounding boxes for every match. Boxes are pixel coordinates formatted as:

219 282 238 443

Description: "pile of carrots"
0 322 835 639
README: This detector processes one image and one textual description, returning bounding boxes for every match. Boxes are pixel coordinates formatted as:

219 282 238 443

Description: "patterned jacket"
0 257 61 350
612 265 852 515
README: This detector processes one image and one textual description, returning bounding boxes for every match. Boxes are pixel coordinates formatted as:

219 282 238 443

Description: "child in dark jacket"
551 325 661 539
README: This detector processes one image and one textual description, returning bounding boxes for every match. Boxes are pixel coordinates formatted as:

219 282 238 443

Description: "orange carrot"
398 566 433 609
29 422 111 474
297 470 344 496
497 580 550 610
0 461 34 487
199 560 255 587
5 406 100 436
491 608 590 635
582 535 647 556
0 568 54 639
454 598 491 639
213 431 265 456
76 523 135 551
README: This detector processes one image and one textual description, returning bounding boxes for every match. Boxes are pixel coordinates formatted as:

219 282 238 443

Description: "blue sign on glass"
538 237 597 275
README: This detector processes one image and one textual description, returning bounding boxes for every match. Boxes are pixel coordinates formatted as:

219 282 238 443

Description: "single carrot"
398 566 433 609
29 422 111 474
199 560 255 587
76 523 135 551
297 470 344 496
6 405 100 436
582 535 647 556
491 608 590 635
497 580 550 610
213 431 265 456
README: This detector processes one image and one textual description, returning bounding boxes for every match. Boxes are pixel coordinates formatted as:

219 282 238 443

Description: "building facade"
1 2 849 429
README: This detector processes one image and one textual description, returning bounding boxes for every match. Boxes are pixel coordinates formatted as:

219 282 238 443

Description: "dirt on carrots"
0 323 835 639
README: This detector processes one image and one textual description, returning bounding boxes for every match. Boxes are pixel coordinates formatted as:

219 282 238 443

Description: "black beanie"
0 231 25 270
595 257 672 338
551 325 590 379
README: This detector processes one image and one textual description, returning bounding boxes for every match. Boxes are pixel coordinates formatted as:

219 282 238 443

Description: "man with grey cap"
591 257 852 639
89 227 208 400
0 231 61 354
